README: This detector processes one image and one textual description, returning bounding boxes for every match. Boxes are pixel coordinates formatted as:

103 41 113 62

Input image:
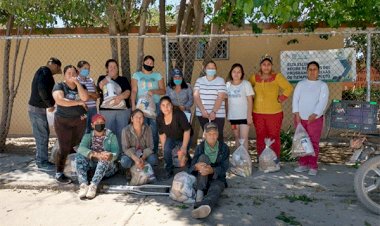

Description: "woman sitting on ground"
120 109 158 175
76 114 119 200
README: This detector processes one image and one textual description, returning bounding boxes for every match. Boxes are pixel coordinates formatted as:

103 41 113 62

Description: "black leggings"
54 115 86 173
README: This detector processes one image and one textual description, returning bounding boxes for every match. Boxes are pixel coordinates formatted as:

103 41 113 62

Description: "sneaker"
55 174 72 184
78 183 89 199
196 190 204 202
308 169 318 176
86 183 97 199
294 165 308 173
192 205 211 219
37 162 55 172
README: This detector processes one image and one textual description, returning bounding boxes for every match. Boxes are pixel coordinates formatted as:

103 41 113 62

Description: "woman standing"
166 68 193 121
97 59 131 149
120 109 158 172
293 61 329 176
226 63 254 151
77 60 99 133
249 55 293 158
52 65 89 184
194 60 227 142
157 96 191 178
131 55 166 154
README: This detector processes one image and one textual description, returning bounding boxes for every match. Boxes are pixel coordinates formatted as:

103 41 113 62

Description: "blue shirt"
132 71 163 103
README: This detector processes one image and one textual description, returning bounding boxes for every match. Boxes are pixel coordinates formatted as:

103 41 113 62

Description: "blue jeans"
29 111 49 166
145 117 159 154
163 138 190 173
76 154 117 186
85 107 97 133
100 109 131 151
120 153 158 169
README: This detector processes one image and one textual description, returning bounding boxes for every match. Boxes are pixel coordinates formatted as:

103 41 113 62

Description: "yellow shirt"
249 73 293 114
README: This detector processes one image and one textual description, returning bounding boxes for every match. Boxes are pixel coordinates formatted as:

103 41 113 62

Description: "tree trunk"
107 4 119 61
159 0 173 76
203 0 223 64
0 15 14 151
136 0 151 72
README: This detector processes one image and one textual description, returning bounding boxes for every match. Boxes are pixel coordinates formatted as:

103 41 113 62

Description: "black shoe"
55 174 72 184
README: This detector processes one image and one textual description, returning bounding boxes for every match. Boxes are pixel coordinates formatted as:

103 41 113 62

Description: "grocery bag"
169 171 196 203
130 163 156 186
230 139 252 177
291 124 315 158
259 138 280 173
136 94 156 119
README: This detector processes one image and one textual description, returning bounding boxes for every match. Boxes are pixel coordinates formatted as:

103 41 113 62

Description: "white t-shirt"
226 80 254 120
292 79 329 120
194 76 227 118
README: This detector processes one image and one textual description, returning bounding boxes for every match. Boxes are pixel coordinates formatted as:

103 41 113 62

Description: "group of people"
28 54 329 219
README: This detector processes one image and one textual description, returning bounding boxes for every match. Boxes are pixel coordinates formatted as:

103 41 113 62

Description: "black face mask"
143 64 154 71
94 124 105 132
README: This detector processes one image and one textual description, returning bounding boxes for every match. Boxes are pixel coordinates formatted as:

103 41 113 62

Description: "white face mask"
205 69 216 77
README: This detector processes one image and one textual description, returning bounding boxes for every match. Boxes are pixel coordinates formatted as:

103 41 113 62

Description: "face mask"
143 64 154 72
80 69 89 77
94 124 105 132
173 79 182 85
205 69 216 77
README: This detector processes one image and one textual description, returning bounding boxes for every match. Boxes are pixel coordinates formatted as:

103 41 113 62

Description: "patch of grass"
236 203 243 207
280 126 296 162
276 212 302 226
364 221 372 226
285 194 314 204
175 204 189 209
252 196 265 206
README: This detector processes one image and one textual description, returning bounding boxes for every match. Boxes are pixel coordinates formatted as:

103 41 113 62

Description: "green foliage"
276 211 302 226
285 194 315 204
342 88 380 103
280 126 296 162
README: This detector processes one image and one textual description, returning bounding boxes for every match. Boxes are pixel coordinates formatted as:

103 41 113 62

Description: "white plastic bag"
230 139 252 177
136 94 156 119
259 138 280 173
169 171 196 203
291 124 315 158
100 77 126 109
64 153 77 179
130 163 155 186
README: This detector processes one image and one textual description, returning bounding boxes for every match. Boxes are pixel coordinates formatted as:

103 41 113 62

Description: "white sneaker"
78 183 89 199
86 183 97 199
196 190 204 202
308 169 318 176
294 165 308 173
192 205 211 219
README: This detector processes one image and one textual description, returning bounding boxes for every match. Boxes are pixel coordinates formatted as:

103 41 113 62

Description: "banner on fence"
280 48 356 82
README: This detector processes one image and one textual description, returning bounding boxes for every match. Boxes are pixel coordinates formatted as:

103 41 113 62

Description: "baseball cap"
171 68 183 77
204 122 218 132
91 114 106 123
47 57 62 67
260 54 273 64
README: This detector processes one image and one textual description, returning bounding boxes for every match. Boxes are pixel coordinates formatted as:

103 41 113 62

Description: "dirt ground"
4 137 354 164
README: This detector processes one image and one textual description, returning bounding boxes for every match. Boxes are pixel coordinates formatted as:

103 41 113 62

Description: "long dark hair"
168 77 188 89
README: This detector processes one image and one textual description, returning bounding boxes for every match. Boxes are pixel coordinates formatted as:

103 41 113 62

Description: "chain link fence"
0 30 379 141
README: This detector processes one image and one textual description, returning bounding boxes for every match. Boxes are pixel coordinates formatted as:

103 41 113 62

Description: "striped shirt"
78 77 97 108
194 76 226 118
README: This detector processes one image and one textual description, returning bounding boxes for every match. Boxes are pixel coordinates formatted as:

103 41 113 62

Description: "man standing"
188 122 229 219
28 57 62 171
292 61 329 176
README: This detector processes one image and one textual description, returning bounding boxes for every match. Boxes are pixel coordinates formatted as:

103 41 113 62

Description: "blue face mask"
80 69 89 77
173 79 182 85
205 69 216 77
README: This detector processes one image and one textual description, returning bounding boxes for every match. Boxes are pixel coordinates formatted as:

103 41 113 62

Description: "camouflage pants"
75 153 117 186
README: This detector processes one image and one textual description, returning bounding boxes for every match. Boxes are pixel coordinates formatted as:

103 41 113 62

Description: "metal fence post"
366 32 372 102
165 35 170 85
